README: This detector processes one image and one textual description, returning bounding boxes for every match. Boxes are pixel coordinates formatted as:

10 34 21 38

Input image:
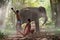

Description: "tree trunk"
55 0 60 27
50 0 57 21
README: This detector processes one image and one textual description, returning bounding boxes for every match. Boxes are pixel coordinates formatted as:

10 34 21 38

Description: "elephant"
19 6 48 32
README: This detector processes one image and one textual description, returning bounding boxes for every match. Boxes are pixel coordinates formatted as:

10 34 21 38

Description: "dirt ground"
3 32 60 40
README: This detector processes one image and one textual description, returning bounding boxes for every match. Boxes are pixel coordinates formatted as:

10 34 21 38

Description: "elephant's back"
19 7 44 23
20 7 40 15
20 7 40 18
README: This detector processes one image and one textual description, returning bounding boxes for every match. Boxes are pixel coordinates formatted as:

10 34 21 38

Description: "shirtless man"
20 19 34 37
11 8 22 33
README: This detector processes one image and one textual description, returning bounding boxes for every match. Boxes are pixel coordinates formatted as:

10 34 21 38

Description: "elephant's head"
39 7 48 25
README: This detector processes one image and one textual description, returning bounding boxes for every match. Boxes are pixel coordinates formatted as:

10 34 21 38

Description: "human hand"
11 8 13 10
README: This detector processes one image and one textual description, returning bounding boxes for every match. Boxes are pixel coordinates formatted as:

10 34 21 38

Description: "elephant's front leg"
35 18 40 32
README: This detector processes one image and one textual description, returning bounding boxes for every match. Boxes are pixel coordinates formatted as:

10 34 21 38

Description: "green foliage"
0 31 5 39
5 12 16 34
24 0 40 7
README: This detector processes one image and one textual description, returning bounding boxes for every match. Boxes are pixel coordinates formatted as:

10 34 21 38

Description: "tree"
50 0 57 21
55 0 60 27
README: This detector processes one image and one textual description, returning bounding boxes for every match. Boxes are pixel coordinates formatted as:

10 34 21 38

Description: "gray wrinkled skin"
20 7 48 32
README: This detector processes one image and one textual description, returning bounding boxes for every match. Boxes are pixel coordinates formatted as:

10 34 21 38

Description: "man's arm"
24 23 28 33
24 24 28 30
11 8 16 13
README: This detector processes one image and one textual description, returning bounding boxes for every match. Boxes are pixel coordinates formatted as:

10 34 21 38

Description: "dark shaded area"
0 0 9 7
50 0 60 27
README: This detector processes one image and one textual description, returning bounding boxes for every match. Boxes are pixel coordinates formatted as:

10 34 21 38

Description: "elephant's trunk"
42 15 48 25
